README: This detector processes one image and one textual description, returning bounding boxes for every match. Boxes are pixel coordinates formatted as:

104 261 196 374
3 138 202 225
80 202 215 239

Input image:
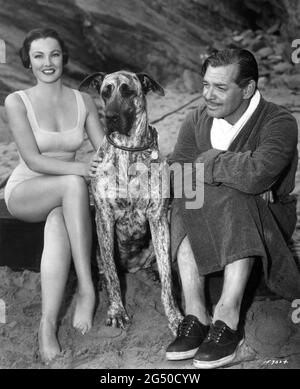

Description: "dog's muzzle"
105 109 135 136
105 112 119 131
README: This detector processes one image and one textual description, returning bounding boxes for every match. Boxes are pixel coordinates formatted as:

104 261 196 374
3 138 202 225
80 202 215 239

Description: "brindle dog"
79 71 182 334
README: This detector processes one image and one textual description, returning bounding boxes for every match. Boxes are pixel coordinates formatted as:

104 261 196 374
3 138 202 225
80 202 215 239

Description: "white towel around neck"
210 90 261 151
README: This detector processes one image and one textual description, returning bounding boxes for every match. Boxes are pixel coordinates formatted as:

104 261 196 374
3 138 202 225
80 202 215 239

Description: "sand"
0 84 299 369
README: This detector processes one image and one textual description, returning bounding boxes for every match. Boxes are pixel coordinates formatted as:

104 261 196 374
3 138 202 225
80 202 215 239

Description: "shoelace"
178 318 196 336
207 324 226 343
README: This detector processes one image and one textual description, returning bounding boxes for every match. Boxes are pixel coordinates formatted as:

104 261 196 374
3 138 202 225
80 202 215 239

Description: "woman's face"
28 37 64 83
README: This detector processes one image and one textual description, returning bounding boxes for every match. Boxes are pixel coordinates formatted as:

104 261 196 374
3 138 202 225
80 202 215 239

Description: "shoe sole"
166 347 199 361
193 338 245 369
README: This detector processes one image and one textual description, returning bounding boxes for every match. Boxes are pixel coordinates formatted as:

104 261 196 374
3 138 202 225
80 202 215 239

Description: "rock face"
0 0 299 103
0 0 99 104
275 0 300 39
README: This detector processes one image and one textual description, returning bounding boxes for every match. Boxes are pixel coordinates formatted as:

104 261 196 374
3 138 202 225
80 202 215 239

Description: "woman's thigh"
7 175 88 222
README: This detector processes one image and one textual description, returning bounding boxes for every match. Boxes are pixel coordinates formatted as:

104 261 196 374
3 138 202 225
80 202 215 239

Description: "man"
166 49 300 369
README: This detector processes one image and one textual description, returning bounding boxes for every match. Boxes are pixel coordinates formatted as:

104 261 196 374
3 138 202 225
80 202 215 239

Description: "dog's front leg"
95 206 130 329
148 214 183 335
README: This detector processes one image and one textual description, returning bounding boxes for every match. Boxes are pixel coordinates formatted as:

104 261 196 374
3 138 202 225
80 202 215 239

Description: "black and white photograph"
0 0 299 371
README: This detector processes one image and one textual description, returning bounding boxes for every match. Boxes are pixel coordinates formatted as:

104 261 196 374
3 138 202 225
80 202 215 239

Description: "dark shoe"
193 320 244 369
166 315 210 361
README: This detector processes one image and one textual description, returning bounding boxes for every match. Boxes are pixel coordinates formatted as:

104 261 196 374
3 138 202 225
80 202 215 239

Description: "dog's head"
79 70 164 136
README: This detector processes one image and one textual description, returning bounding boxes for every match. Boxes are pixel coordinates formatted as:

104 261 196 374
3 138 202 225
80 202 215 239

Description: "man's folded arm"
196 115 298 194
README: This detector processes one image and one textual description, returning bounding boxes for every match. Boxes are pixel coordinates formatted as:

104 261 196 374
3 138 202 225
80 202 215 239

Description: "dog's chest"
92 144 167 210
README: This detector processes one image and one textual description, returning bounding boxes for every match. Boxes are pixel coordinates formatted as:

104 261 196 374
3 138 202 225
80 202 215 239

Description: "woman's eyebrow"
31 49 62 54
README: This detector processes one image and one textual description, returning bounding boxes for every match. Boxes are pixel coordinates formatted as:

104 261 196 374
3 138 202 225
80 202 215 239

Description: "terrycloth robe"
169 97 300 301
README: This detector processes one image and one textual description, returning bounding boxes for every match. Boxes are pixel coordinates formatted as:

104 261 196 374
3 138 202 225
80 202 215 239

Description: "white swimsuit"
4 89 87 215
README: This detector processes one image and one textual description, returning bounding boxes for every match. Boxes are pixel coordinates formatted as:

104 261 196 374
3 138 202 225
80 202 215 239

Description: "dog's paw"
106 304 130 329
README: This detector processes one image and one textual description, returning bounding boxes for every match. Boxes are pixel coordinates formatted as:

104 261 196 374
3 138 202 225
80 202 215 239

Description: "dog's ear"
136 73 165 96
78 72 106 93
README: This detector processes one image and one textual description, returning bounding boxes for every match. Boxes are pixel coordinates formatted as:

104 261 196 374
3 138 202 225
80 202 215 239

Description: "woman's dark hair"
19 28 69 68
201 49 259 88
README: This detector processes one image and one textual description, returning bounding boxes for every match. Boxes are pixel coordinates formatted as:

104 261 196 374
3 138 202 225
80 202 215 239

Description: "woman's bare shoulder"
4 91 26 111
79 91 98 112
80 90 94 103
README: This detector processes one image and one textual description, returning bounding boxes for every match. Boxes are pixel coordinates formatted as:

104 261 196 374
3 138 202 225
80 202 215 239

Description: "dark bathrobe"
169 97 300 301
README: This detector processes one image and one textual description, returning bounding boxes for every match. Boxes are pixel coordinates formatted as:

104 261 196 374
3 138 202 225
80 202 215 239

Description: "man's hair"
19 28 69 69
201 49 259 88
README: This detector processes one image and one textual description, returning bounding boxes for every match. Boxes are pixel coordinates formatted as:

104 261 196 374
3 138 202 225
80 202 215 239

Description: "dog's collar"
106 125 158 153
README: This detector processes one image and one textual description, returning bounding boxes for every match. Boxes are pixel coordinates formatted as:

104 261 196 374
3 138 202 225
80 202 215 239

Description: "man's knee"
205 183 251 201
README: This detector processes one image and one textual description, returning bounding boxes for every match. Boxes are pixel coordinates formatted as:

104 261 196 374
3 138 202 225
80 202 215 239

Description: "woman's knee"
45 207 70 246
45 207 65 229
63 175 88 196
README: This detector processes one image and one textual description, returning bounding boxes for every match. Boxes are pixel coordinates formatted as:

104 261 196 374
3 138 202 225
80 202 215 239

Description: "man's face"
202 64 247 124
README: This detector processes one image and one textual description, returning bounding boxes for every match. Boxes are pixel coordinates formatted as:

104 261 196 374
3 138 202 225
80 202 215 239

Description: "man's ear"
136 73 165 96
78 72 106 93
243 80 256 99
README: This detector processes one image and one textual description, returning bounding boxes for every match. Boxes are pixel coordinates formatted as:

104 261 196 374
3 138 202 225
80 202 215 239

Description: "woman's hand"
87 154 103 178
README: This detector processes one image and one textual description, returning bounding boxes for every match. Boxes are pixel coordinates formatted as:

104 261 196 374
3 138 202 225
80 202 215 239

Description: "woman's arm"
5 92 88 176
81 92 105 150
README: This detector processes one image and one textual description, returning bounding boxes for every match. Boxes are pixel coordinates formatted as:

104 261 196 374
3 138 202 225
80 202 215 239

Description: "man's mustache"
205 100 220 105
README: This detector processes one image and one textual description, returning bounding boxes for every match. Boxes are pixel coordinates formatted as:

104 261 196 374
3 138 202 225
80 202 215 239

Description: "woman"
4 28 104 363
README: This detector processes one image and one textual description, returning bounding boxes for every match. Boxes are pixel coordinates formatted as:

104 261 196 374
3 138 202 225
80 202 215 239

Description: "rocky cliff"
0 0 299 104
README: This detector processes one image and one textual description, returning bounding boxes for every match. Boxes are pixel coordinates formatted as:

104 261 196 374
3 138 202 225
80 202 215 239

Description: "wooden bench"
0 199 44 271
0 198 99 273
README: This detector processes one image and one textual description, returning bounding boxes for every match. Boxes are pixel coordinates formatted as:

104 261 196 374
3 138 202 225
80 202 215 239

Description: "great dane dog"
79 70 183 334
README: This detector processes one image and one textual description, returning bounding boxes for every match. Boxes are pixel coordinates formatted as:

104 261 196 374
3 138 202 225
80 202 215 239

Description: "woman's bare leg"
39 207 71 363
8 175 95 335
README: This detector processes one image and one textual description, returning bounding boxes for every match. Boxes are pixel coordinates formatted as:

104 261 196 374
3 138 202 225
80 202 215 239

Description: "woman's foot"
38 319 61 364
72 285 95 335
